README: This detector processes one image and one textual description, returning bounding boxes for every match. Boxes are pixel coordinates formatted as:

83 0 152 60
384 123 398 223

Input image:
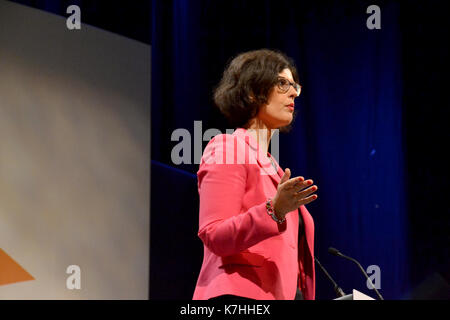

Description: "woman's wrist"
266 198 286 224
272 197 286 218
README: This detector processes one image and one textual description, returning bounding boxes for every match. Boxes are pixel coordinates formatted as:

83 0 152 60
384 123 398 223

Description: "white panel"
0 0 150 299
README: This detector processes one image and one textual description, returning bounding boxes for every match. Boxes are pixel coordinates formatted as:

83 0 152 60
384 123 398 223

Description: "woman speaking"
193 49 318 300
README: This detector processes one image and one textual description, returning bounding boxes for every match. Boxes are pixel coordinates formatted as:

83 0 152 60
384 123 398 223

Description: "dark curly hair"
213 49 299 132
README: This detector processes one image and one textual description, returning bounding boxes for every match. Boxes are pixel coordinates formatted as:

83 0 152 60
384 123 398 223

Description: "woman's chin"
273 119 292 129
281 115 293 125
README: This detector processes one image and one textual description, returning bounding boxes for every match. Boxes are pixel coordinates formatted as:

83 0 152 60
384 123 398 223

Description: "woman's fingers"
279 175 319 207
279 168 291 185
282 176 305 187
297 193 318 205
295 185 318 198
286 178 313 192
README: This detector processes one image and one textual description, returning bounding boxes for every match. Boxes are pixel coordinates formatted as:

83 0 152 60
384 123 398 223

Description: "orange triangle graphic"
0 248 34 285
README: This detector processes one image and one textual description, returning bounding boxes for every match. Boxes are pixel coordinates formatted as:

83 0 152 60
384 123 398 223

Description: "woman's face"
257 68 300 129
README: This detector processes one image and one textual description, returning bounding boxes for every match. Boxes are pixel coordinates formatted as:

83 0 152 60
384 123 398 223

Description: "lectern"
334 289 375 300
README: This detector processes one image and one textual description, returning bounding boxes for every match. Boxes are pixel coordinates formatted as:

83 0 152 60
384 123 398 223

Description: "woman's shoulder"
205 131 249 149
201 131 249 166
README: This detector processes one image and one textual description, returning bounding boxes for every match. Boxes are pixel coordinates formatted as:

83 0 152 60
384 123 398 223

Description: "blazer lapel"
256 155 281 186
233 128 314 259
233 128 282 187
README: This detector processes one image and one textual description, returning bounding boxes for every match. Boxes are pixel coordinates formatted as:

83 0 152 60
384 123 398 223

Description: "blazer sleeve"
197 134 286 257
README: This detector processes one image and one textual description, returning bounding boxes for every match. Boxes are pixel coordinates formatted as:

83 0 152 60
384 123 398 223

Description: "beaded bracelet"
266 198 286 224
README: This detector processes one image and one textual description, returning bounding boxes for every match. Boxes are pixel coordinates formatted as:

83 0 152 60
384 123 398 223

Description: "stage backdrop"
0 1 150 299
150 0 411 300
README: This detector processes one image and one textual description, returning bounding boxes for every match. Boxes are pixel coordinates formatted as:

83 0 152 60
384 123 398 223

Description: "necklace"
268 155 277 171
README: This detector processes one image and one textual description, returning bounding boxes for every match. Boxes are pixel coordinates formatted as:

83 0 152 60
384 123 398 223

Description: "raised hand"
272 168 318 220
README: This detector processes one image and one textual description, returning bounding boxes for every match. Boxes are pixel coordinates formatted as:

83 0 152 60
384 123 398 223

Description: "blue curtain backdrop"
287 2 407 299
7 0 449 300
151 0 413 300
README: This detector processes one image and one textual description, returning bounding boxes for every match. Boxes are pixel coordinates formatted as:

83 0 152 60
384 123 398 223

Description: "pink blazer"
193 128 315 300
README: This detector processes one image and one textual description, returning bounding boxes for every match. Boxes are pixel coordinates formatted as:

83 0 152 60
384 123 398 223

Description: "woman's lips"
287 106 294 111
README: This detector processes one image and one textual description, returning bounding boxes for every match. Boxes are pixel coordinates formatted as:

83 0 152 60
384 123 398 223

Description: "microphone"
328 247 384 300
314 257 346 298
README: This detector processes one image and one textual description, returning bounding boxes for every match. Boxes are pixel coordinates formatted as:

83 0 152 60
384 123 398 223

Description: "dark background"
8 0 449 300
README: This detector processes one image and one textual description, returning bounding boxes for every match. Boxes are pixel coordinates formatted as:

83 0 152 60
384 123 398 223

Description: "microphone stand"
328 247 384 300
314 257 346 298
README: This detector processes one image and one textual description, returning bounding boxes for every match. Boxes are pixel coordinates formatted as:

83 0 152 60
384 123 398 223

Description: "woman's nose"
288 86 298 98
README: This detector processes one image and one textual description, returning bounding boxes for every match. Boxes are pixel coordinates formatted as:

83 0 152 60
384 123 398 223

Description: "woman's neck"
246 119 274 156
